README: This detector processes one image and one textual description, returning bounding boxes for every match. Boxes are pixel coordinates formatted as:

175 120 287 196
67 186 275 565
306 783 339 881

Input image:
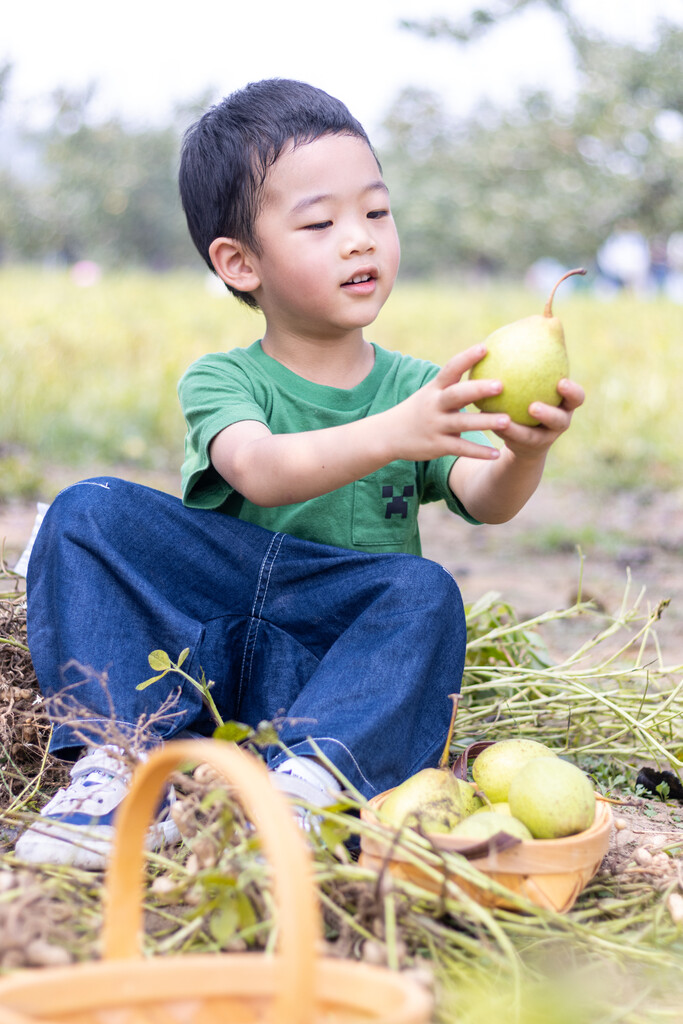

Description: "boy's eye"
304 221 332 231
367 210 389 220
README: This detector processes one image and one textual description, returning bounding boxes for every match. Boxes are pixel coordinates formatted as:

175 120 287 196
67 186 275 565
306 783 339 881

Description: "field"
1 267 683 1022
0 266 681 495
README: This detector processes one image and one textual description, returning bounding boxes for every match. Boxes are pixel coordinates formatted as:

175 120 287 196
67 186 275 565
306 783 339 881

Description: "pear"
508 757 595 839
473 800 511 816
378 768 480 833
450 810 532 842
470 268 586 426
472 738 556 804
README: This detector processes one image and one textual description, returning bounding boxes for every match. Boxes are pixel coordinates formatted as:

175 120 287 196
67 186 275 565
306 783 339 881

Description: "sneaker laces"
40 747 132 822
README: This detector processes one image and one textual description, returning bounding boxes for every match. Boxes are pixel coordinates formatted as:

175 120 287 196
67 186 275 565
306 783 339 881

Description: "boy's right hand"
210 344 506 508
388 345 508 462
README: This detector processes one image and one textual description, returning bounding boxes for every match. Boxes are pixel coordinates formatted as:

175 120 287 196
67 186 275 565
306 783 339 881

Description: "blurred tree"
401 0 583 47
28 86 194 267
1 9 682 279
382 9 683 278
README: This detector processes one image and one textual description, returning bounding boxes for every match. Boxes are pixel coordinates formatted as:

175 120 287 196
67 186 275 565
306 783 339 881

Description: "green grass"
0 265 681 492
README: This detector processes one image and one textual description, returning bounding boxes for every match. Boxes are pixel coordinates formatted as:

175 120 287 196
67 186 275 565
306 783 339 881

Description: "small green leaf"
209 900 239 946
234 890 257 931
136 673 165 690
213 721 253 743
148 650 171 671
317 818 352 850
656 780 671 801
177 647 190 668
250 721 279 747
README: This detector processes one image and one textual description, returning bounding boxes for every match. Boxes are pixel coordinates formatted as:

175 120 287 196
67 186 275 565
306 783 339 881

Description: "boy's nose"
341 222 375 257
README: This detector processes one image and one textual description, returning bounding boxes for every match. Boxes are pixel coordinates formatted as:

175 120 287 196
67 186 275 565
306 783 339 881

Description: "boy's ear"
208 237 261 294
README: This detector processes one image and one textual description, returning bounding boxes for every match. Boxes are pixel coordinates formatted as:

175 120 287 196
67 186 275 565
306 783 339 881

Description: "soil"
2 471 683 665
419 480 683 668
1 474 683 973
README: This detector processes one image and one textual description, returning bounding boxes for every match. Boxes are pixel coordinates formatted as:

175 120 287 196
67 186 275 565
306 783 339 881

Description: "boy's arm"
447 377 585 524
209 345 506 508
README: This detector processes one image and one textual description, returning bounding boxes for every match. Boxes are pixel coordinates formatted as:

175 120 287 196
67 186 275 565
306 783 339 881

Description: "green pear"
472 738 556 804
473 800 511 816
450 810 532 842
508 757 595 839
470 268 586 426
378 768 481 833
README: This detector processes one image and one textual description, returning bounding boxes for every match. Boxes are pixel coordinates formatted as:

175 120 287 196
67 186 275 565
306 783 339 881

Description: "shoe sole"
15 818 181 870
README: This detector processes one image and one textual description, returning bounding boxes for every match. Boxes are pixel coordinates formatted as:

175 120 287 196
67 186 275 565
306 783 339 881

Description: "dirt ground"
420 479 683 668
2 472 683 666
1 477 683 973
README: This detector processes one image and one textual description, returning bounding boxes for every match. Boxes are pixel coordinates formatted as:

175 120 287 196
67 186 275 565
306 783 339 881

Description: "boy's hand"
445 363 584 525
390 345 510 462
492 377 585 457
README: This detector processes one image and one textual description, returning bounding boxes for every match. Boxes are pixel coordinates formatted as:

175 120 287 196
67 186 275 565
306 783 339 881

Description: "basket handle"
101 739 319 1024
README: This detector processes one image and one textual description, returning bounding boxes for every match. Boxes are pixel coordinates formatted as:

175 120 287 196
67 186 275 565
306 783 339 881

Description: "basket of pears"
359 703 613 913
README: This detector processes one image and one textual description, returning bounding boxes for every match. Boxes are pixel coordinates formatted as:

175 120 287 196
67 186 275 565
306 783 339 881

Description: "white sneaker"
270 757 342 834
14 746 180 869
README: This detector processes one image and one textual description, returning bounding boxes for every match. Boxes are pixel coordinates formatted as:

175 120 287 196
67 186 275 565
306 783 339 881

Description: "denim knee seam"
237 531 285 707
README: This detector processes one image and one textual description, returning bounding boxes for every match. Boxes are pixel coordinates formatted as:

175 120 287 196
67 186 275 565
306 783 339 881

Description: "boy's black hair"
179 78 376 309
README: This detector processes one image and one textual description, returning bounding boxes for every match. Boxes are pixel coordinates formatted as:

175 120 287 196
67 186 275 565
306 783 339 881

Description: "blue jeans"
26 478 467 799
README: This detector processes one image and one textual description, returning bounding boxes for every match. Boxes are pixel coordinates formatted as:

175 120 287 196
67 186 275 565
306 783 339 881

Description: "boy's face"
248 133 400 341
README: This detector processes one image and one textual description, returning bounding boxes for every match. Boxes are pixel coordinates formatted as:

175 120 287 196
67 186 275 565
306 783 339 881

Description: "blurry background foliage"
0 2 681 279
1 1 682 497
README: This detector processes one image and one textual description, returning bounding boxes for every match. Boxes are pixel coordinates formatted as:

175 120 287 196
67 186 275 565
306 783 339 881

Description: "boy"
16 79 583 867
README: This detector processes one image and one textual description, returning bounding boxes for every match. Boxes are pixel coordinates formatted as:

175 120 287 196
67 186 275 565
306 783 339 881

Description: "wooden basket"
359 742 613 914
0 740 433 1024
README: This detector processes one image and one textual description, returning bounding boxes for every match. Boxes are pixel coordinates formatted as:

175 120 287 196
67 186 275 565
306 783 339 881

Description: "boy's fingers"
441 378 503 411
450 437 502 460
447 411 510 434
435 345 487 387
526 381 585 428
557 378 585 410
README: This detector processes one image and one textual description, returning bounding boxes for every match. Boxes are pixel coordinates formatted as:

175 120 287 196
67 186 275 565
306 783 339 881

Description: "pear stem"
543 267 587 317
439 693 460 769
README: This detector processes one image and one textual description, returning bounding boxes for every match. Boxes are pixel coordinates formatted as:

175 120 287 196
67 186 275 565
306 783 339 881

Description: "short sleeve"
178 352 269 509
420 429 497 524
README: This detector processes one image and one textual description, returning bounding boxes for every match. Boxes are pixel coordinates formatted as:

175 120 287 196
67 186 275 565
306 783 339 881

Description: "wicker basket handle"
102 739 319 1024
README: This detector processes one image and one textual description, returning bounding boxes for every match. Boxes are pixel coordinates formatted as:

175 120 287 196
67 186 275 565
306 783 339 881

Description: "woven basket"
0 740 433 1024
359 742 613 913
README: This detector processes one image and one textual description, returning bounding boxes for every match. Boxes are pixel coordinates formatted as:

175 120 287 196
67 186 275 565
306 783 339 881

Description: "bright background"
3 0 682 133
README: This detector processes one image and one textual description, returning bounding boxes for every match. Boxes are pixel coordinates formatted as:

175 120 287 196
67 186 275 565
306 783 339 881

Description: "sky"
3 0 683 138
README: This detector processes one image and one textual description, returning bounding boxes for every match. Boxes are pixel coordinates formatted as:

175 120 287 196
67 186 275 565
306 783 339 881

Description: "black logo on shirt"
383 484 414 520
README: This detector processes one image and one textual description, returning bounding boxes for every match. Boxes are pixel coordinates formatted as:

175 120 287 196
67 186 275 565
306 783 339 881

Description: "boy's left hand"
492 377 585 456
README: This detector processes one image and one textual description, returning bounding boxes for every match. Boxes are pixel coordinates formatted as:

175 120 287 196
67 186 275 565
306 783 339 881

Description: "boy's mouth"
341 269 377 290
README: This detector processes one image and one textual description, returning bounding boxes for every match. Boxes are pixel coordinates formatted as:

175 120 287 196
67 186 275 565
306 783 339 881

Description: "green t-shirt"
178 341 492 555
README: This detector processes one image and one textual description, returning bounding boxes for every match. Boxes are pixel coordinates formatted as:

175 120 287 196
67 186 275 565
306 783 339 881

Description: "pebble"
151 875 178 896
25 939 72 967
651 852 671 872
634 847 653 867
362 940 386 965
666 892 683 925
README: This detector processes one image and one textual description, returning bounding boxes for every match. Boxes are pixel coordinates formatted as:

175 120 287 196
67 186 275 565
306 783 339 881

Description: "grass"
0 266 681 494
1 267 683 1021
1 561 683 1022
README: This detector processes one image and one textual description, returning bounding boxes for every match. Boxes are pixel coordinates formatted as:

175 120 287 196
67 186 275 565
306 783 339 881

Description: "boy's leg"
25 477 284 753
238 535 467 800
18 476 298 866
21 478 465 863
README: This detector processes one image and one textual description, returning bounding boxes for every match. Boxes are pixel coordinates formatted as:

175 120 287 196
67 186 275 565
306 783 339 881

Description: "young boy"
16 79 583 867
